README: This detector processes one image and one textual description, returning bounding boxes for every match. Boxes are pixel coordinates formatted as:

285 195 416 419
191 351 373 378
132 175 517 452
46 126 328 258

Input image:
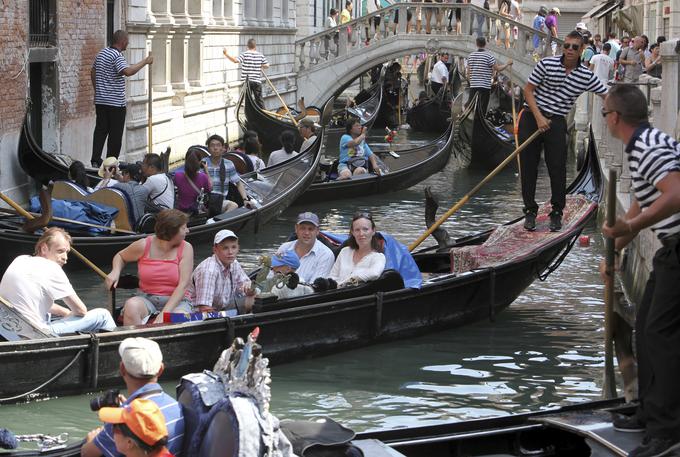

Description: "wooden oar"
148 59 153 154
0 208 136 235
602 168 618 399
409 129 542 251
509 78 521 178
0 191 109 281
262 72 298 127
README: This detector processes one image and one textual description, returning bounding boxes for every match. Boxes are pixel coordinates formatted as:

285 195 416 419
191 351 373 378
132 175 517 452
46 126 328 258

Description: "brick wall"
0 2 28 134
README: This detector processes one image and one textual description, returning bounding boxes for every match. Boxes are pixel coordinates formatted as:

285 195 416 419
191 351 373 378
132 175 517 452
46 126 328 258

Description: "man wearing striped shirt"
519 30 607 232
81 338 184 457
601 85 680 457
466 37 513 114
90 30 153 168
224 39 269 108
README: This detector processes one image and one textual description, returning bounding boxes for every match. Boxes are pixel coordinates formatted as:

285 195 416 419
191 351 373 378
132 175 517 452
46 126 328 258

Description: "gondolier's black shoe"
549 211 562 232
612 412 645 433
523 212 536 231
628 437 680 457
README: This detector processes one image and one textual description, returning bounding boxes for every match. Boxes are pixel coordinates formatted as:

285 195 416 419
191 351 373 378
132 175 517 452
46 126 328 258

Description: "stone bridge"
294 3 563 106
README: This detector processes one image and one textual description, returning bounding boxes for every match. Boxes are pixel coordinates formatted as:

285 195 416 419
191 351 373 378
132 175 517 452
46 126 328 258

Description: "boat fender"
280 418 362 457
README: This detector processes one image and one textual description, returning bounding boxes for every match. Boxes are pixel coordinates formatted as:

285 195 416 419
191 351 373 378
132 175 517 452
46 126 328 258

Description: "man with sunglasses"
600 85 680 457
518 30 607 232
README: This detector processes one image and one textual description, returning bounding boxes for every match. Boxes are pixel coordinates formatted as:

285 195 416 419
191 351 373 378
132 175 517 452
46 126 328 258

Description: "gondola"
293 92 462 205
0 128 602 403
458 91 515 170
2 119 325 272
406 66 463 133
236 76 382 158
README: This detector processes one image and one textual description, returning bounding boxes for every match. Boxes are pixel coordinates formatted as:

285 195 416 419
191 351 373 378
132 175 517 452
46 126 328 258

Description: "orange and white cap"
99 398 168 446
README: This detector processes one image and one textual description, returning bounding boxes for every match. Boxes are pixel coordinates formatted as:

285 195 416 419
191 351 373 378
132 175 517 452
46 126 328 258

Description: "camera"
89 389 121 411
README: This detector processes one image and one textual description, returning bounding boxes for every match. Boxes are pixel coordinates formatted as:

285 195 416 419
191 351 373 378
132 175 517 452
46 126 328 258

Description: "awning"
595 1 623 19
582 1 615 19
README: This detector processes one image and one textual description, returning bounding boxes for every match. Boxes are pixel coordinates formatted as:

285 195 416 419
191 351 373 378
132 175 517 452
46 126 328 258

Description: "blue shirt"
202 158 241 196
93 383 185 457
532 15 545 49
339 134 373 165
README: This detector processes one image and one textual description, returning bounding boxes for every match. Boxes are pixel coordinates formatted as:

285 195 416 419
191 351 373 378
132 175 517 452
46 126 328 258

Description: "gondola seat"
449 195 592 273
52 181 135 232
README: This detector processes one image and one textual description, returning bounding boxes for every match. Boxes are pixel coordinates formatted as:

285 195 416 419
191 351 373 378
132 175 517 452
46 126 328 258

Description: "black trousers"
636 236 680 440
430 81 444 95
517 110 567 214
91 104 126 163
249 81 264 109
469 87 490 114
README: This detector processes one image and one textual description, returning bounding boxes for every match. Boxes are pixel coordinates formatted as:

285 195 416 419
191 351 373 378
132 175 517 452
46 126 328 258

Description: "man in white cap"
189 229 255 314
81 337 184 457
275 212 335 284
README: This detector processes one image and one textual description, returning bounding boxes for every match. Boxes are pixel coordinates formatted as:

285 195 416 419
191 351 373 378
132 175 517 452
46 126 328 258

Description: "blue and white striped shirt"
626 124 680 240
93 383 185 457
92 47 128 107
527 55 607 116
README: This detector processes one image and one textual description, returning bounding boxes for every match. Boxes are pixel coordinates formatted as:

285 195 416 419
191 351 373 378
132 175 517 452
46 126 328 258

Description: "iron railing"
29 0 56 47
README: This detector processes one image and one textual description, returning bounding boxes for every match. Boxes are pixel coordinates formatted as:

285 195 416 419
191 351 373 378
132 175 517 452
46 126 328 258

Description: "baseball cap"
99 398 168 446
296 211 320 227
271 250 300 270
214 229 238 245
119 337 163 378
576 22 587 31
98 156 119 178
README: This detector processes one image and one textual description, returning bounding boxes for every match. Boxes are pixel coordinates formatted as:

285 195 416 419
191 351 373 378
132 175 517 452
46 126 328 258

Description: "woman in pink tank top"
106 209 194 325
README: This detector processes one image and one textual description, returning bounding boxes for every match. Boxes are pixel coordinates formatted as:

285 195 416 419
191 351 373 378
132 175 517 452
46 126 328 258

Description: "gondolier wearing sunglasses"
519 30 607 232
600 85 680 457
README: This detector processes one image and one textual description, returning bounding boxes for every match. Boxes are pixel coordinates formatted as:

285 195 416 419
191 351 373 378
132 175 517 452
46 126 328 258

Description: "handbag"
347 156 367 172
184 174 209 213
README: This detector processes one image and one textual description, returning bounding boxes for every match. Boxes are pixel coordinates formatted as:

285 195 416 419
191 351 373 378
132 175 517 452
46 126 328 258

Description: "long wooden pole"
0 191 108 281
261 72 298 126
509 78 522 177
602 168 618 399
0 208 136 235
409 129 542 251
148 61 153 154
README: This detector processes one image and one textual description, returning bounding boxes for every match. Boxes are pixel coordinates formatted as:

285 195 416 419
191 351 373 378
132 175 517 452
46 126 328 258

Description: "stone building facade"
0 0 297 203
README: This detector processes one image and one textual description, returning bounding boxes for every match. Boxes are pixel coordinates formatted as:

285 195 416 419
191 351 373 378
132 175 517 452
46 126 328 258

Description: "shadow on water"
1 128 609 441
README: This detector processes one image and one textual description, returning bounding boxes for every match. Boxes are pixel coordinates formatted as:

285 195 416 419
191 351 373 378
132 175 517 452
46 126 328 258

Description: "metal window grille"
29 0 55 47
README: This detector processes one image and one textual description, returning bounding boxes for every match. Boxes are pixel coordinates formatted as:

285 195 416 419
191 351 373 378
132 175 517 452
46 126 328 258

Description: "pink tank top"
138 236 185 296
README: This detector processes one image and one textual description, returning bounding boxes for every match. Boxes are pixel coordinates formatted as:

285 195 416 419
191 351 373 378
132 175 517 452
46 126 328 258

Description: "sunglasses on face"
563 43 581 51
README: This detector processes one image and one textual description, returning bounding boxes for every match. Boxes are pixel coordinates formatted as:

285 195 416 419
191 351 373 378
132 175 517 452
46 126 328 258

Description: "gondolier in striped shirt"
601 84 680 457
519 30 607 232
90 30 153 168
223 39 269 108
466 37 513 114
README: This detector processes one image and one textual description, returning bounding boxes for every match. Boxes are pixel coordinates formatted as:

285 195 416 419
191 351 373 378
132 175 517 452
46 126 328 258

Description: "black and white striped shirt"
467 49 496 89
527 55 607 116
92 47 128 107
627 124 680 240
237 50 268 83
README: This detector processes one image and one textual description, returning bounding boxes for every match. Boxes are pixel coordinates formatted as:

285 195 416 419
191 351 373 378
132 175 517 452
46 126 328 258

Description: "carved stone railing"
294 3 563 73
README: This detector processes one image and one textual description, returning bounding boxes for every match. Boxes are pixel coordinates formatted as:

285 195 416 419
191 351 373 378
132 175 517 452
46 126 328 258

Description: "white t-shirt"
94 178 119 191
267 149 298 167
590 53 615 85
510 0 521 19
300 135 317 153
430 60 449 84
248 154 266 171
329 247 386 287
0 255 75 330
366 0 379 14
143 173 174 209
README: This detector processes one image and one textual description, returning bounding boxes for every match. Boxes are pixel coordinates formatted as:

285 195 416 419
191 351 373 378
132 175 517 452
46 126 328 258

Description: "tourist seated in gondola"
328 212 386 287
338 119 381 180
114 162 150 227
173 147 211 215
68 160 94 192
94 156 121 190
141 153 174 212
275 212 335 284
244 136 266 172
298 118 318 153
106 209 194 326
0 227 116 336
259 250 315 299
189 229 255 315
267 130 298 167
201 134 256 214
